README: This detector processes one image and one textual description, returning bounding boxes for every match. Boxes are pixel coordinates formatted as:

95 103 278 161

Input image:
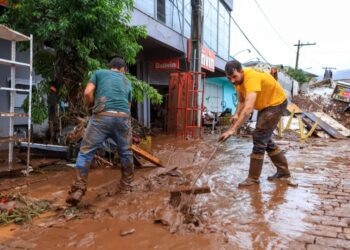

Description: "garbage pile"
293 80 350 128
0 193 51 225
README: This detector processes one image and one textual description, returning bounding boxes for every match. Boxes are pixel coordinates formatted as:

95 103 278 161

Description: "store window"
135 0 155 17
218 2 229 59
157 0 166 23
203 0 218 52
166 0 183 33
184 0 191 38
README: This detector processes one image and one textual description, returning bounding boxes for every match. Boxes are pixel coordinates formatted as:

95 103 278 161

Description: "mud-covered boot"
66 171 88 206
267 148 290 181
238 154 264 187
119 165 134 193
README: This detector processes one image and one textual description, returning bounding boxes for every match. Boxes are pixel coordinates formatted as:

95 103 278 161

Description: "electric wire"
253 0 295 54
230 16 271 66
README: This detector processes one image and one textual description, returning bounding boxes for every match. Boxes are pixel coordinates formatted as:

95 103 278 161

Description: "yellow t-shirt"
235 68 287 111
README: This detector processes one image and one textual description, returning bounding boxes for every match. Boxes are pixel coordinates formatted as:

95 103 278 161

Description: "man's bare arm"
230 92 256 132
84 81 96 110
219 92 256 142
230 91 245 123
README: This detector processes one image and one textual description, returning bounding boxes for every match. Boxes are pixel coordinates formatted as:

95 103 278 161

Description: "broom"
169 142 221 212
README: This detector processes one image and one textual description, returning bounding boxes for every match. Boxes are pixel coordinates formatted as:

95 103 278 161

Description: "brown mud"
0 134 349 249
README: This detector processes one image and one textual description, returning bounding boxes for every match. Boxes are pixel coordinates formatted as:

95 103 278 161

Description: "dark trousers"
252 100 287 155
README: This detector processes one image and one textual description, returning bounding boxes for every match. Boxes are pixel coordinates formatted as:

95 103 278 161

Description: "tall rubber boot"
66 170 88 206
238 154 264 187
267 148 290 181
119 164 134 193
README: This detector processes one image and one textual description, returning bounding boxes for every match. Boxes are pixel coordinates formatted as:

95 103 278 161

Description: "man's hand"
218 129 238 142
230 114 239 124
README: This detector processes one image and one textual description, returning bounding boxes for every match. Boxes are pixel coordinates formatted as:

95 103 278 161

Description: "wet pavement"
0 134 349 249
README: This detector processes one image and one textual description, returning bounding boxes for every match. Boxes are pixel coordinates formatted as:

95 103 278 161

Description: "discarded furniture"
287 103 303 114
278 109 319 142
19 142 71 159
0 25 33 173
302 112 346 139
332 81 350 103
312 112 350 137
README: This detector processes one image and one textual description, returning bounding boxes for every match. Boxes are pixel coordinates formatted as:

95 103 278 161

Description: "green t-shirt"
90 69 132 114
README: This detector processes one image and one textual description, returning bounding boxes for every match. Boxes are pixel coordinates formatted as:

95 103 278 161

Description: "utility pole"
294 40 316 69
190 0 202 72
190 0 203 134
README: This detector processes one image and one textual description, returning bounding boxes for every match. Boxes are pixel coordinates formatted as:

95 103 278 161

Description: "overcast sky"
230 0 350 76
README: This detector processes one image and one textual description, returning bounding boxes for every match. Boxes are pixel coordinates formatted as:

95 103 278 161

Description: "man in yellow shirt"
219 60 291 187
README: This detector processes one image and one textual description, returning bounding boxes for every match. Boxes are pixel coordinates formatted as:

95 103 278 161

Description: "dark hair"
225 60 242 75
108 57 127 70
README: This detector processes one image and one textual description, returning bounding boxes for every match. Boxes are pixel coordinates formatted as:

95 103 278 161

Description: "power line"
253 0 295 54
252 0 323 70
230 16 271 66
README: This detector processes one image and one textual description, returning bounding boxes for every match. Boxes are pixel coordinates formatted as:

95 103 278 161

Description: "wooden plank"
94 155 113 168
130 144 163 167
170 185 210 195
0 136 27 143
313 112 350 137
302 112 346 139
287 103 303 114
0 112 29 117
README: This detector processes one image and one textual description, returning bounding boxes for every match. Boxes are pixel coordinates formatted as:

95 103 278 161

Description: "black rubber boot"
267 148 290 181
66 170 88 206
239 154 264 187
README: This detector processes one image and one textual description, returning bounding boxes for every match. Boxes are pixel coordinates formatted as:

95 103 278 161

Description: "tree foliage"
127 74 162 104
1 0 162 124
284 67 311 84
22 81 49 124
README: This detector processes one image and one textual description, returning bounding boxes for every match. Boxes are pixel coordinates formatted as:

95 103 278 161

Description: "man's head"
225 60 244 86
108 57 127 73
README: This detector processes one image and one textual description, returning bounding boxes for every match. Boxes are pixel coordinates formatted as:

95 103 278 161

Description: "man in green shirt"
66 57 134 206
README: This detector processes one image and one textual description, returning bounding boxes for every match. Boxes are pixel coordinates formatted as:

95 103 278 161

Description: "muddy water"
196 137 316 249
0 135 349 249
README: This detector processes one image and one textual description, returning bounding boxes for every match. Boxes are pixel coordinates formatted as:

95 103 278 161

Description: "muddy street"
0 135 350 249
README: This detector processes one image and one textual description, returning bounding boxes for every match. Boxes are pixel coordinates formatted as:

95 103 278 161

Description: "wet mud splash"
0 134 349 249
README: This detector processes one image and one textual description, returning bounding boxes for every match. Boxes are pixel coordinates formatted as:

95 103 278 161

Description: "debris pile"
0 193 51 225
293 84 350 128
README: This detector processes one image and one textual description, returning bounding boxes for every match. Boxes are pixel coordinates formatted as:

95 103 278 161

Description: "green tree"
284 67 311 84
1 0 162 127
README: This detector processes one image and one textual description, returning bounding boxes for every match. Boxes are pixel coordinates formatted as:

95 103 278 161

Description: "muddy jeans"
252 100 287 155
75 115 133 176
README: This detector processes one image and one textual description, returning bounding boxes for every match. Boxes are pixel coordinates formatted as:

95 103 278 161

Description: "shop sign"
201 46 215 72
187 39 216 72
153 58 180 71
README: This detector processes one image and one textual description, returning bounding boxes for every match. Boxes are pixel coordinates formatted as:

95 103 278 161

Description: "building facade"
0 0 238 139
131 0 237 127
